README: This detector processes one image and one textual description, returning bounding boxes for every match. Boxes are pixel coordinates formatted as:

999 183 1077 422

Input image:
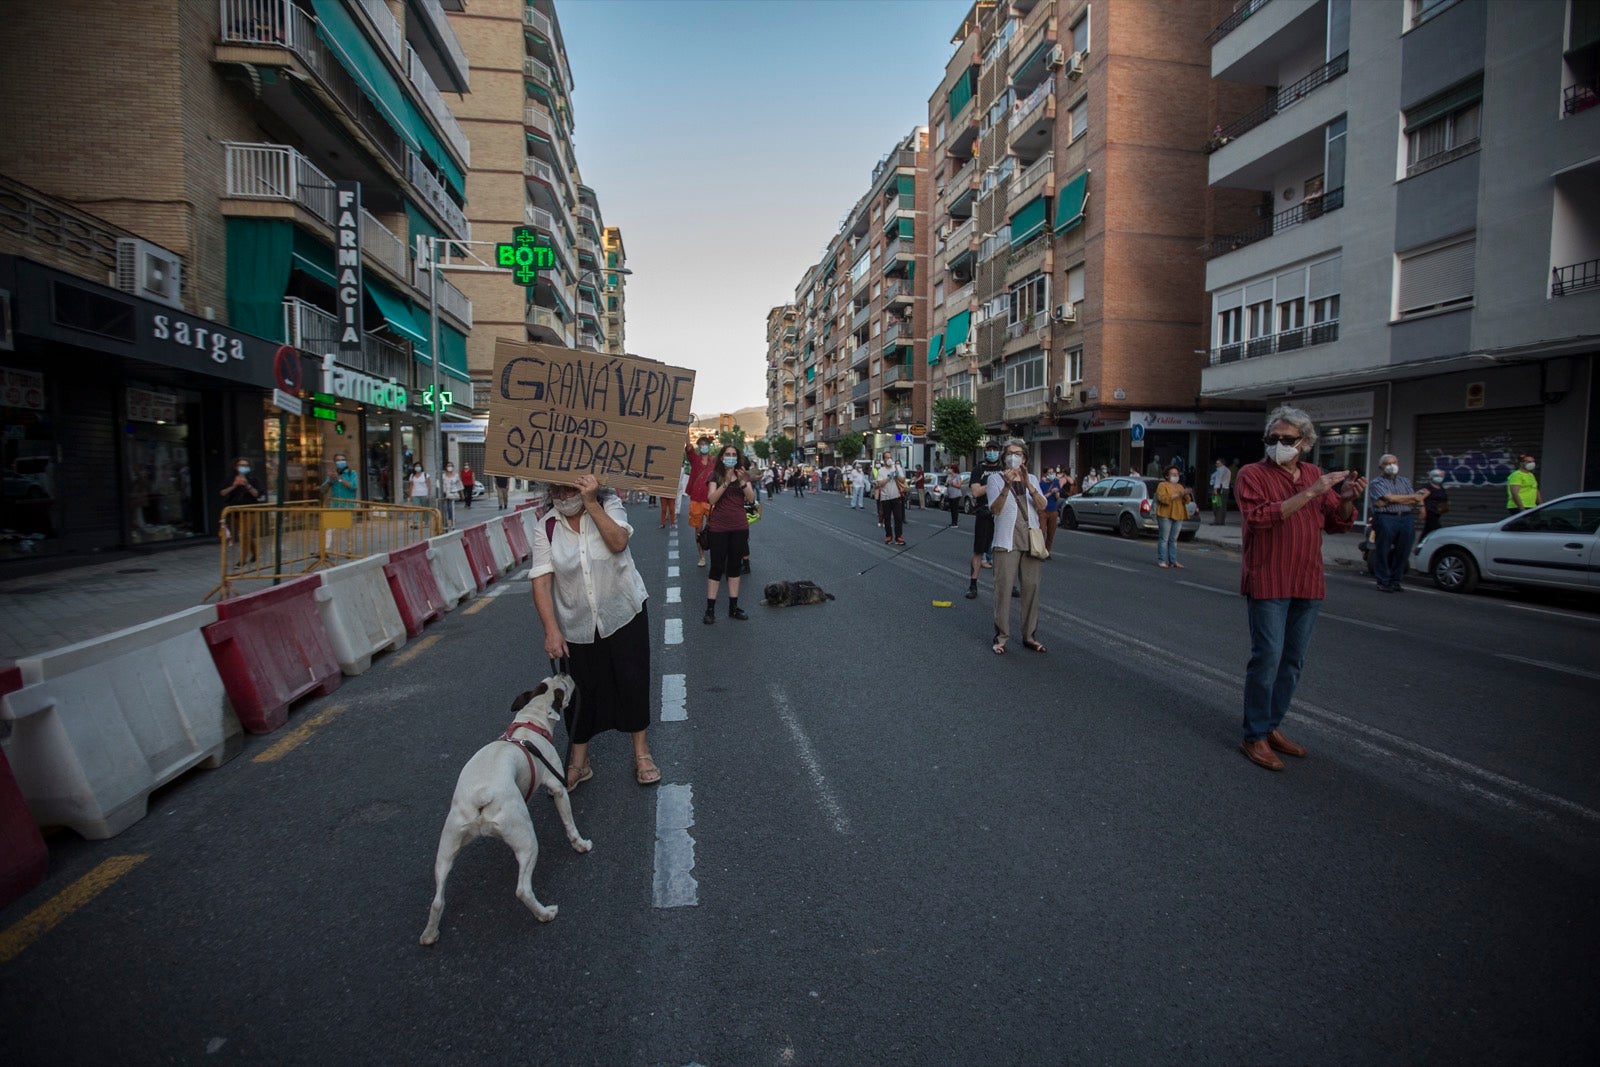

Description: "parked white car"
1413 492 1600 594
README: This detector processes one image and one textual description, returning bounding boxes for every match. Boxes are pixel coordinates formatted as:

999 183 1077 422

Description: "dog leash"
548 655 585 769
852 521 958 578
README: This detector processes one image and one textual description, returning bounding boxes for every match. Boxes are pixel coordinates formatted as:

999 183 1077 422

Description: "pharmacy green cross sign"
495 227 555 286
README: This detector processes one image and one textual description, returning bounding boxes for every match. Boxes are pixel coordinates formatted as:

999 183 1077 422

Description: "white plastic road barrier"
315 554 407 676
0 606 242 840
519 506 547 553
485 519 516 574
427 529 476 609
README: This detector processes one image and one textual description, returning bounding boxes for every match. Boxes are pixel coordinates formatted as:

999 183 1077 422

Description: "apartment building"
926 0 1239 477
0 0 475 565
1200 0 1600 522
779 129 931 468
766 305 799 444
443 0 624 477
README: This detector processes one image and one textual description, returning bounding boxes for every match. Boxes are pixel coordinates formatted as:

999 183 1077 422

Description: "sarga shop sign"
485 339 696 494
334 181 363 355
322 353 406 412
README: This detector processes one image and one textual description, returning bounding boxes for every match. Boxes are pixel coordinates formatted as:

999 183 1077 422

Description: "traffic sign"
1130 423 1146 443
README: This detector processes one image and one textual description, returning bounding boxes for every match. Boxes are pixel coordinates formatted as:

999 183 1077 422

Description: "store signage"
909 423 927 437
496 227 555 287
321 353 406 412
273 389 304 416
150 313 248 365
1 366 44 411
485 338 696 494
334 181 363 354
1129 410 1265 432
1292 392 1374 423
418 387 454 412
441 421 485 433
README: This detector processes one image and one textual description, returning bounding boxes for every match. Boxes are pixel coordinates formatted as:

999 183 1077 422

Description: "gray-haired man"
1367 453 1428 593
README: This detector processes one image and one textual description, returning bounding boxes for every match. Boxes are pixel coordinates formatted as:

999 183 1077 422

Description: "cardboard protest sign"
483 339 696 495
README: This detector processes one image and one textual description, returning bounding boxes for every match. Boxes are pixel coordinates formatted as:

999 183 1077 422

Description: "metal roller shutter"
1414 406 1544 526
1398 237 1476 315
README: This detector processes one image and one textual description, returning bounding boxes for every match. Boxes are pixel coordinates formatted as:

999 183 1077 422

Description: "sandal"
992 635 1007 656
1023 639 1048 653
635 754 661 786
566 763 593 790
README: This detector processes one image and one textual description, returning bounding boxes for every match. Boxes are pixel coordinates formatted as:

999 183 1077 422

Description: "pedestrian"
844 465 862 509
684 434 717 567
1040 467 1062 555
703 444 755 624
1146 453 1164 478
1506 453 1541 513
876 452 907 545
964 445 1003 599
914 466 926 510
407 461 430 528
322 452 359 507
1154 464 1194 569
1209 458 1232 525
943 463 964 526
439 461 462 529
1367 453 1427 593
1420 468 1450 537
762 465 775 502
220 455 264 564
1233 405 1363 772
495 474 510 510
530 475 659 789
460 464 475 509
658 462 677 528
988 439 1048 655
1082 468 1099 492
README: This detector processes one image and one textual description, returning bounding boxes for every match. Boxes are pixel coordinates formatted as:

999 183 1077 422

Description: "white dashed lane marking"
667 566 679 577
652 784 698 908
660 673 686 721
666 587 681 604
664 618 682 645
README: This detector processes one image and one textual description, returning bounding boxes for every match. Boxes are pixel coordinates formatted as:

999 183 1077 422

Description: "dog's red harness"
498 721 557 801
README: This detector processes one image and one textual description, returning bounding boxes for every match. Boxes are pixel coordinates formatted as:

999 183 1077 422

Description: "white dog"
420 675 592 945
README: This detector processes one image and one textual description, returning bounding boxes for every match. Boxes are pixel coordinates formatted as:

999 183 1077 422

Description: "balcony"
223 141 338 223
850 343 870 368
882 320 911 348
578 204 601 232
524 55 557 90
406 46 469 166
522 6 572 88
523 204 575 272
411 0 470 92
851 303 873 332
884 279 914 307
1209 186 1343 259
883 363 914 390
851 415 871 433
1004 387 1049 421
578 297 599 321
1006 311 1050 345
283 298 407 381
1210 319 1339 364
577 234 601 263
883 236 915 276
525 104 558 140
577 330 601 352
884 404 914 425
1205 0 1273 46
1205 53 1348 151
1552 259 1600 296
361 209 407 279
851 379 871 401
1009 77 1056 147
1007 232 1050 269
1565 79 1600 117
946 281 975 310
406 150 468 240
526 303 574 345
1012 152 1054 203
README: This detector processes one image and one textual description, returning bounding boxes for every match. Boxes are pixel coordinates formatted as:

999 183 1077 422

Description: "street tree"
718 425 747 454
751 439 771 462
932 397 985 466
772 434 796 464
838 431 864 467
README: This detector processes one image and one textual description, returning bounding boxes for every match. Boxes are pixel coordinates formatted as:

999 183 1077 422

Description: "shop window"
0 366 59 558
126 384 198 544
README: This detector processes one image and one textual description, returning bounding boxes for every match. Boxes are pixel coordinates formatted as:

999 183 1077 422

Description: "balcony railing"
521 6 572 90
1209 186 1343 259
882 320 910 347
578 204 600 230
406 150 468 240
947 281 975 309
406 45 469 165
851 415 871 433
884 279 914 304
523 204 574 271
851 303 872 332
850 344 869 367
1006 311 1049 340
414 267 473 328
1007 232 1049 266
526 304 574 344
1013 75 1056 130
1552 259 1600 296
577 234 601 261
1564 79 1600 116
1405 139 1480 178
1205 0 1272 46
883 363 913 387
946 216 976 256
412 0 470 89
1013 152 1054 200
851 379 871 400
1210 320 1340 364
524 56 555 87
354 0 403 61
525 105 557 139
1004 387 1049 420
219 0 404 169
284 298 407 380
361 209 406 278
222 142 336 223
885 404 914 424
1207 53 1349 150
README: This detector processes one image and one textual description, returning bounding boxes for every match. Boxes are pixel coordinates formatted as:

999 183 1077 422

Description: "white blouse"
529 495 648 642
985 472 1042 552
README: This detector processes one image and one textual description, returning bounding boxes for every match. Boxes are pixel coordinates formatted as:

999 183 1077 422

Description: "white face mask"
1524 462 1536 471
1005 454 1024 470
1382 463 1399 476
1267 442 1300 466
1167 474 1180 483
553 495 584 516
1430 475 1444 484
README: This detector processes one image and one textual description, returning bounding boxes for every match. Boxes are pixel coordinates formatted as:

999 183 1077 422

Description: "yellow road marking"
0 854 148 964
251 702 350 763
388 632 442 666
461 595 495 616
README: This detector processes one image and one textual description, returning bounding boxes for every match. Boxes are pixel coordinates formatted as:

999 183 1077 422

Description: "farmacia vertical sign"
335 182 364 356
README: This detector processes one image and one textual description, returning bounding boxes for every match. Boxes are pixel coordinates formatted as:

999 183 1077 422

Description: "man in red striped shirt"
1233 406 1365 772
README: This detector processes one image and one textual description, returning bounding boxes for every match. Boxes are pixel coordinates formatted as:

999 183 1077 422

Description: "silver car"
1413 492 1600 594
1061 477 1200 540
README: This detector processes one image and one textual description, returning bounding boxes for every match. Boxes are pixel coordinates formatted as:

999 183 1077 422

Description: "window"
947 371 974 402
1397 235 1475 316
1068 98 1088 141
1410 0 1457 28
1247 300 1272 339
1404 79 1481 176
1009 272 1049 324
871 398 881 417
1277 298 1304 332
1312 294 1339 324
1071 8 1090 53
935 281 945 306
935 119 946 144
1066 345 1084 385
1066 263 1085 308
1004 353 1045 394
871 319 881 337
1217 306 1243 347
1505 499 1600 534
872 282 881 299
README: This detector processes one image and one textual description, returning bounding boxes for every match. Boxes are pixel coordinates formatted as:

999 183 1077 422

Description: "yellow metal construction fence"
212 500 441 600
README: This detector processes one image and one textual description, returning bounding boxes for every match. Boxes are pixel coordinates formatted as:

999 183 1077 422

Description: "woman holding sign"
703 444 755 625
530 474 660 787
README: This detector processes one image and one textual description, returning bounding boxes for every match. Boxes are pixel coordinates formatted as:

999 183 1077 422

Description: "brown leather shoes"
1240 739 1284 771
1267 729 1308 758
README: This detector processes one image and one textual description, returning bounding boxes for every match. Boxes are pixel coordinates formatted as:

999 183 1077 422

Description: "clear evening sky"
557 0 971 421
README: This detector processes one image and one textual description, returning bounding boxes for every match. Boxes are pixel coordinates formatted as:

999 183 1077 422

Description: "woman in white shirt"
440 463 463 529
407 463 430 506
530 474 659 787
987 438 1048 655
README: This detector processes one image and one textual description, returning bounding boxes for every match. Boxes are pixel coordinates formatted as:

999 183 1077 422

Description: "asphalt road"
2 490 1597 1065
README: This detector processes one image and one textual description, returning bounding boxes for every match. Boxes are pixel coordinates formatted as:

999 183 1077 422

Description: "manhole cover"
116 567 158 574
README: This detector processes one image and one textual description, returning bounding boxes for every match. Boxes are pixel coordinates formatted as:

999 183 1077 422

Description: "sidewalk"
0 495 540 667
1191 520 1368 568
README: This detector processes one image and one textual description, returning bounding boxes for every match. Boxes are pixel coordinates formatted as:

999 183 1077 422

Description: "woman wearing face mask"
986 440 1048 653
1154 464 1193 569
220 456 264 565
531 475 659 788
875 452 906 545
440 462 463 530
965 445 1004 599
703 445 755 624
1420 469 1450 537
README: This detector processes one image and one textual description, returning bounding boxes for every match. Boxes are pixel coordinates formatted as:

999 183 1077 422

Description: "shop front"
0 256 279 567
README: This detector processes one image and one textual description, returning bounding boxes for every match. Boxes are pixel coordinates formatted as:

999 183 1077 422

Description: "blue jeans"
850 484 864 508
1156 515 1181 564
1372 512 1415 588
1242 597 1321 741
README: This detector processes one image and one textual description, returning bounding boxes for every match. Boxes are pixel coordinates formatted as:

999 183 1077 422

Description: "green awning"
607 252 618 268
892 217 914 240
439 325 470 383
291 225 337 286
944 310 971 348
1053 171 1090 234
225 218 292 341
805 365 815 382
1404 75 1483 133
948 67 976 119
310 0 466 199
1010 196 1047 246
606 272 618 287
927 332 944 366
896 175 915 196
367 279 429 351
404 199 441 249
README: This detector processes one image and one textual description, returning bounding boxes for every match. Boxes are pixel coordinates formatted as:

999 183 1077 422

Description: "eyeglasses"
1263 434 1302 446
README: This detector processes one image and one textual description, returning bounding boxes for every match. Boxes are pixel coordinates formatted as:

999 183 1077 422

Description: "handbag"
1026 526 1050 560
696 522 710 550
1185 500 1200 519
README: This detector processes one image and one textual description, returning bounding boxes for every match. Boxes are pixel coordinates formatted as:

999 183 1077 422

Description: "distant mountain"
730 406 768 437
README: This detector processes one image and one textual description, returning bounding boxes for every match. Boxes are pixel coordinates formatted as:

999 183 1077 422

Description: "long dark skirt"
564 603 650 745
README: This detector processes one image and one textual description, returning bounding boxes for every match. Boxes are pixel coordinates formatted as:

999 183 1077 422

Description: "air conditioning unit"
115 238 183 309
1053 384 1065 400
951 342 973 357
1053 303 1077 323
1047 45 1066 70
1065 52 1085 80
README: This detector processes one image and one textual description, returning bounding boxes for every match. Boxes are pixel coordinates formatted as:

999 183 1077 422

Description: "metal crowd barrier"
211 500 442 600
